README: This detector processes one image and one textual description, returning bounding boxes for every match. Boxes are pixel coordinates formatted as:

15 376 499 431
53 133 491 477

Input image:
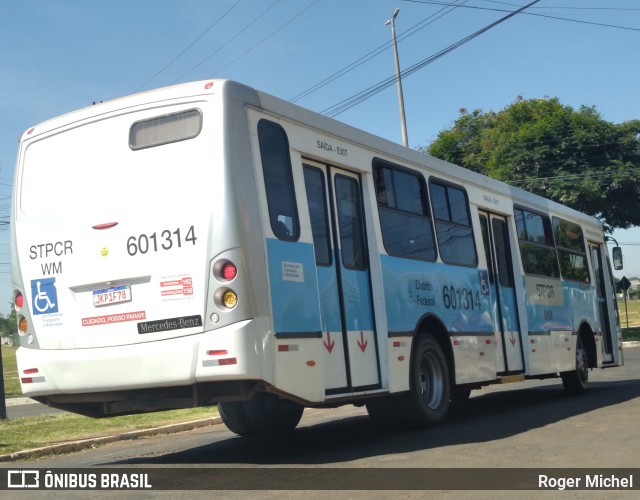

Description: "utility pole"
385 8 408 147
0 339 7 419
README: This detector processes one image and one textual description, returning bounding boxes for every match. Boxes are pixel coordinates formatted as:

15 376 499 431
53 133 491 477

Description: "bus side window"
429 179 477 267
258 120 300 241
514 207 559 278
373 159 436 262
553 217 589 283
303 165 332 266
335 175 366 270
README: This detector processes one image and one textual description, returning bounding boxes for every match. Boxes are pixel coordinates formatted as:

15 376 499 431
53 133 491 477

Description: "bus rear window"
130 109 202 150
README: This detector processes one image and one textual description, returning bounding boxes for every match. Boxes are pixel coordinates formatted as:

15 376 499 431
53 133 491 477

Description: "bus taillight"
211 257 242 313
221 262 237 281
18 316 28 334
14 292 24 310
222 290 238 309
213 259 238 282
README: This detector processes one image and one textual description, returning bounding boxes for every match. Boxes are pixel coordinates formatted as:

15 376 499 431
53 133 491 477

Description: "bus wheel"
398 334 450 428
561 335 589 395
218 401 256 437
219 393 304 436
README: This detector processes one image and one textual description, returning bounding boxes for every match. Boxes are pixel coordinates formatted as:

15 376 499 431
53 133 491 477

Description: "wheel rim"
419 351 445 410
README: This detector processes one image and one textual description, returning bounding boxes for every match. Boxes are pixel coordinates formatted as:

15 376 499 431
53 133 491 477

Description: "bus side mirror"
612 247 623 270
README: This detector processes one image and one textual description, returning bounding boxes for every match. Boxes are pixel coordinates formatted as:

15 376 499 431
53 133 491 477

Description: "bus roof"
19 78 604 233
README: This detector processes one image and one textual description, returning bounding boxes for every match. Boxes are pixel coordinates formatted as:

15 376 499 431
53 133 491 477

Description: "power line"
290 0 469 103
211 0 321 77
403 0 640 33
481 0 640 11
133 0 244 92
322 0 540 118
507 170 631 185
171 0 282 84
456 152 640 172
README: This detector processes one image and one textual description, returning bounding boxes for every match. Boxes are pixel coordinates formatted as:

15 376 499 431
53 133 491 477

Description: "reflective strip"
202 358 237 367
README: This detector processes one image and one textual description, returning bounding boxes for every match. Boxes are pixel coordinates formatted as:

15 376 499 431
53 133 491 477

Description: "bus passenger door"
479 212 524 374
589 243 616 364
303 162 380 395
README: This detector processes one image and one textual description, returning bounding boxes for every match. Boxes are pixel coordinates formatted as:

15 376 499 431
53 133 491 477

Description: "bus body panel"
17 319 262 398
266 238 321 335
15 100 219 350
379 255 497 385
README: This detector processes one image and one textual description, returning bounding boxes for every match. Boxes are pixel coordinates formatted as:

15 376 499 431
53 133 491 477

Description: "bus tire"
220 393 304 436
397 334 450 428
561 334 589 395
243 392 304 434
218 401 256 437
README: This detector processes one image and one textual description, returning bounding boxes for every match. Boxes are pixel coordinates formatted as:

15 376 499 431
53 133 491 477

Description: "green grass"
1 345 217 458
618 298 640 328
1 345 20 397
0 407 217 457
621 326 640 342
617 297 640 339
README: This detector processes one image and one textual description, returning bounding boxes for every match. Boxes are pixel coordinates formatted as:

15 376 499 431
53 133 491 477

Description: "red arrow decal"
323 332 335 354
510 333 516 347
357 331 368 352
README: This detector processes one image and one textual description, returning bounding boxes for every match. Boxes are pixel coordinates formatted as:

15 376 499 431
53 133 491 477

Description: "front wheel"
561 334 589 395
396 334 450 428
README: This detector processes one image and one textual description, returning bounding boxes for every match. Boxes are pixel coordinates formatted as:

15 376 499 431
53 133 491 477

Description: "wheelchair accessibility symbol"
31 277 59 315
478 270 490 296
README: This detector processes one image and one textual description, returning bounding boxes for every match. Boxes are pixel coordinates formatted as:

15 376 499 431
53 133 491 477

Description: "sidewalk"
5 397 36 406
0 415 220 462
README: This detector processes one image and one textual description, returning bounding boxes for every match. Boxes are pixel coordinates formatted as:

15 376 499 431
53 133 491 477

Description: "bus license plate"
93 285 132 307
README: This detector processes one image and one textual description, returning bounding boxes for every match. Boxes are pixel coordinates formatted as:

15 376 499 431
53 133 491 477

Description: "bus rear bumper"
16 319 264 404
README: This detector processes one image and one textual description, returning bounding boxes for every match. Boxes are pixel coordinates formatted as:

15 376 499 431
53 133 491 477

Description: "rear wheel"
561 334 589 395
218 400 255 436
396 334 450 428
219 392 304 437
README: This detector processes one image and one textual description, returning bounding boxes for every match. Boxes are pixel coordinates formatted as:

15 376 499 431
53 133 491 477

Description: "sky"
1 0 639 315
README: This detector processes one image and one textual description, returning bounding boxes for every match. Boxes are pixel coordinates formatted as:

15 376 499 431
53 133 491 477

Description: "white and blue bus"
11 80 624 434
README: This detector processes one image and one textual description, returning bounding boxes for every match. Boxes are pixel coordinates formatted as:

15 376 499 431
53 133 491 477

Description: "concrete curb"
5 397 37 406
0 416 221 462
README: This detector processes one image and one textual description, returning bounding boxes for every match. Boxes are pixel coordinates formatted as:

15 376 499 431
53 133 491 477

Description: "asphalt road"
3 346 639 499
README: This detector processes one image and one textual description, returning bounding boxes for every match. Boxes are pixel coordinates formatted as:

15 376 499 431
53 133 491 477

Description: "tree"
0 304 17 345
423 98 640 231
